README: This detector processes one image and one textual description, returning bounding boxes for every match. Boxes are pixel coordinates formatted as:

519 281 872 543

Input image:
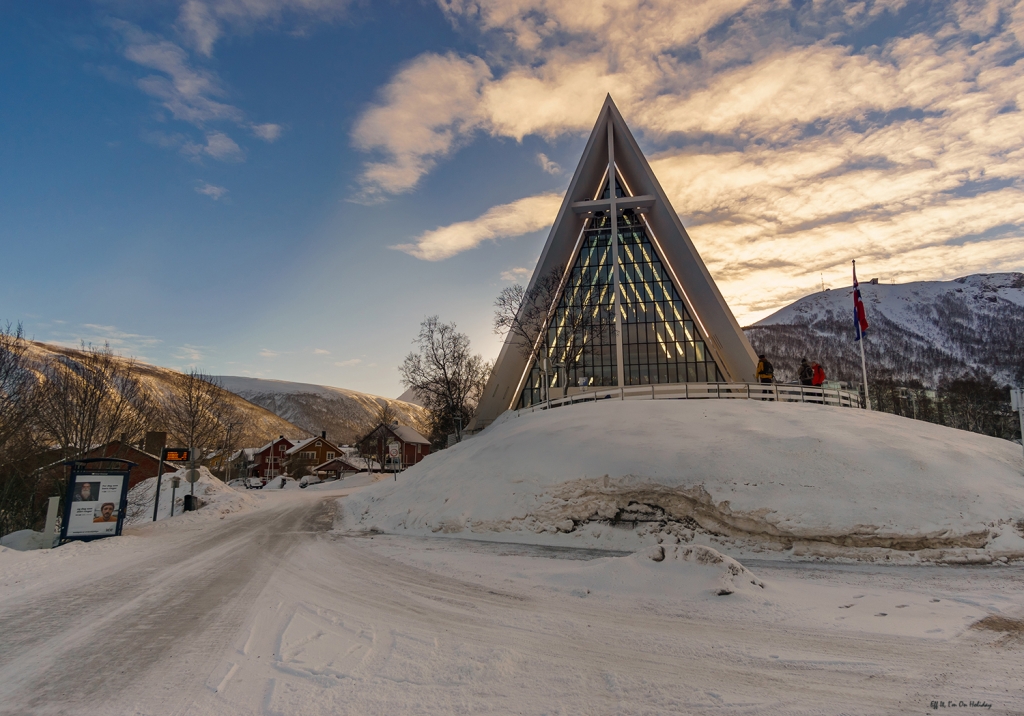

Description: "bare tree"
374 399 398 428
30 343 153 516
0 323 44 536
161 368 239 460
400 317 486 444
494 265 614 385
35 343 152 459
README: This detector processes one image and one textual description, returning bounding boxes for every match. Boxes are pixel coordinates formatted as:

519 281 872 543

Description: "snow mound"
529 544 765 600
126 467 257 525
343 400 1024 563
0 529 52 551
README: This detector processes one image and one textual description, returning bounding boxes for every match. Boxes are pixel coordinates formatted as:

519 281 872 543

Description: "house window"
279 445 286 452
326 452 335 460
316 441 322 447
302 451 316 460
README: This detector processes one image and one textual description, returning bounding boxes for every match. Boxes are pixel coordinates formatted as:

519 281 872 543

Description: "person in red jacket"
811 362 826 387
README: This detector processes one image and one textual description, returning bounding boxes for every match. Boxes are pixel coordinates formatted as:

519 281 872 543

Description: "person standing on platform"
798 358 813 386
811 362 826 387
756 354 774 384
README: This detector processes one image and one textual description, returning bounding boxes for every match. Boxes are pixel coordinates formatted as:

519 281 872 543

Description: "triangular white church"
471 96 758 429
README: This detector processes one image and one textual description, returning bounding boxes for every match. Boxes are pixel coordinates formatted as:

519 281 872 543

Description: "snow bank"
343 400 1024 563
534 543 765 599
126 467 257 525
0 529 52 551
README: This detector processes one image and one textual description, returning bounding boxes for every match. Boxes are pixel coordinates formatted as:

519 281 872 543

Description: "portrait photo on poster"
92 502 118 523
73 482 100 502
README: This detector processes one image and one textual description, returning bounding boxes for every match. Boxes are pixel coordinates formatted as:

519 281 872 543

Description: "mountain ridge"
745 272 1024 387
215 376 430 446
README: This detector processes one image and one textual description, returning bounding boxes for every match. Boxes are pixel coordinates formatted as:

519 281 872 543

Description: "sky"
2 0 1023 398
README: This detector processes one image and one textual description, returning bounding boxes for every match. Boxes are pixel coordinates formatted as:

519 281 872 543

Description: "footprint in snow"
896 604 909 608
853 594 864 599
839 604 854 609
930 598 940 602
875 613 887 617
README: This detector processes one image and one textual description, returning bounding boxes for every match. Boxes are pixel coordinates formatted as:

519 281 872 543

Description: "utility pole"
152 451 165 522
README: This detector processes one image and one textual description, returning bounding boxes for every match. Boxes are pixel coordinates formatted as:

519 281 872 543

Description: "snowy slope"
745 273 1024 385
22 341 305 444
344 399 1024 563
217 376 429 446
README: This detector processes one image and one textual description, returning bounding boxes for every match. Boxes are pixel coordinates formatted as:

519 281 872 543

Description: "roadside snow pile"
535 543 765 599
126 467 257 525
0 529 52 551
264 476 299 490
343 400 1024 563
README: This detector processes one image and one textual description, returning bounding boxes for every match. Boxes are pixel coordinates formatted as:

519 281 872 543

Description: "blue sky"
2 0 1023 397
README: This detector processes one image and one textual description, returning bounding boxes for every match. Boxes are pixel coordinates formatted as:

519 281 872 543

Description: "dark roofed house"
358 423 431 471
77 440 178 489
252 436 296 479
312 455 366 480
285 432 342 473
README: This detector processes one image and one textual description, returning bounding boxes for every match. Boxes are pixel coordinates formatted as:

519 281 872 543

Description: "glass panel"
516 213 619 409
616 209 722 387
516 186 724 408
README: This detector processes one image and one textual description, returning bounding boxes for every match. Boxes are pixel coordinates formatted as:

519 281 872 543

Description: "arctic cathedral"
470 96 759 430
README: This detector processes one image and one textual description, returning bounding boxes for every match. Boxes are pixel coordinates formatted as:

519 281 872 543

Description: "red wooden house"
252 436 296 479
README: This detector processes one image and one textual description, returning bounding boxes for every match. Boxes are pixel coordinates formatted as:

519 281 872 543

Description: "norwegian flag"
852 261 869 341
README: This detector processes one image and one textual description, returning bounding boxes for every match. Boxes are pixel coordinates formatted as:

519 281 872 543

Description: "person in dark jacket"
811 362 826 387
798 358 813 386
755 354 774 384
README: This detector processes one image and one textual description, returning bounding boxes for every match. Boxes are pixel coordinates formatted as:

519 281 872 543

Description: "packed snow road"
0 488 1020 715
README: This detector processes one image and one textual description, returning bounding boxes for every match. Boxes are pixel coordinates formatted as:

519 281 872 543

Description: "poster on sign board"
61 472 130 541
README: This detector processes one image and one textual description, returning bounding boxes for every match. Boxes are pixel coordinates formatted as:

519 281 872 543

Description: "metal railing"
516 381 863 415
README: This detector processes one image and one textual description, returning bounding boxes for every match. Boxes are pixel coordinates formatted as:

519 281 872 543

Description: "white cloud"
394 192 562 260
113 21 281 164
501 266 532 281
183 131 244 161
259 349 278 358
48 323 162 359
358 0 1024 320
334 358 362 367
352 52 492 199
313 348 330 355
536 153 560 174
195 181 228 199
177 0 352 57
251 122 283 142
175 344 204 362
122 28 242 125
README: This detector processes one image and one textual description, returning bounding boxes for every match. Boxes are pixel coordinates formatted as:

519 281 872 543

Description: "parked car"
245 477 264 489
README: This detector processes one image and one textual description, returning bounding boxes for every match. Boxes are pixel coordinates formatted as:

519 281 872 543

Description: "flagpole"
859 329 871 411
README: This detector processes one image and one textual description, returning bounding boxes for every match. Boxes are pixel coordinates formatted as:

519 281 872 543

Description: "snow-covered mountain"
23 342 305 444
745 273 1024 386
216 376 429 446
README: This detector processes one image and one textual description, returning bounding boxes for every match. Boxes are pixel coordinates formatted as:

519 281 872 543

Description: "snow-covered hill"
343 399 1024 564
745 273 1024 386
23 342 305 444
217 376 429 446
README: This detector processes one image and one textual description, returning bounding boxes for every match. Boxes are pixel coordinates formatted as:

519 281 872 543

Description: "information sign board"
163 448 191 462
388 442 400 459
60 465 132 543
